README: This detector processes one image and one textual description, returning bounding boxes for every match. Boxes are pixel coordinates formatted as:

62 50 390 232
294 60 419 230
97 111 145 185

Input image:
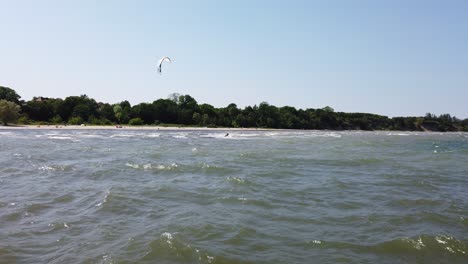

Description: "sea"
0 129 467 264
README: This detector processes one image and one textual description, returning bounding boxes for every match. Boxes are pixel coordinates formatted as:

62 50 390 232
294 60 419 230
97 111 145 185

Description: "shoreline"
0 124 464 133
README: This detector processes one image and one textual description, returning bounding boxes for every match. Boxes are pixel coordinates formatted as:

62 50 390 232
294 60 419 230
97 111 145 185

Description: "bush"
129 118 144 126
17 116 31 124
68 116 83 125
50 115 63 124
88 116 112 125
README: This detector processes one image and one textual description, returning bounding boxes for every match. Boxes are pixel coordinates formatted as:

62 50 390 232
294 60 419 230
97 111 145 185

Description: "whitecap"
152 163 178 170
161 232 173 240
161 232 174 247
110 134 136 138
200 133 231 139
39 165 55 171
172 133 188 139
387 133 411 136
227 176 245 184
77 134 105 139
125 163 139 169
39 165 71 171
201 163 213 169
96 190 110 207
48 136 74 140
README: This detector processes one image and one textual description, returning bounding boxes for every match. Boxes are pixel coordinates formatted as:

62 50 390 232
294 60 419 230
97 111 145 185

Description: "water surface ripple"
0 129 467 263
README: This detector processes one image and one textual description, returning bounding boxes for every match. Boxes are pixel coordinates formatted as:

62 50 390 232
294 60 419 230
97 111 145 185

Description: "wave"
38 164 73 171
47 136 76 140
226 176 247 185
139 232 252 264
96 189 111 207
125 162 179 171
110 133 138 138
170 132 189 139
305 234 467 259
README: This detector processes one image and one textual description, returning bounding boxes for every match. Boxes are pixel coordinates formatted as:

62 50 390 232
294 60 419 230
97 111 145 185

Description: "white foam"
126 162 178 170
161 232 174 247
96 190 110 207
39 165 55 171
200 133 238 139
110 133 137 138
77 134 105 139
125 163 139 169
435 236 447 245
324 133 342 138
48 136 74 140
227 176 245 184
171 133 188 139
154 163 178 170
161 232 173 240
387 132 411 136
234 133 263 138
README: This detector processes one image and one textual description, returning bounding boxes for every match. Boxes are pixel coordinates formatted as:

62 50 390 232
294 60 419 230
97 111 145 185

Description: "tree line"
1 86 467 131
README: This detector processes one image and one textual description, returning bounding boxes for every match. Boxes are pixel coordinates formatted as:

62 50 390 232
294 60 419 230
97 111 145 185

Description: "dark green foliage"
1 86 466 131
129 117 144 126
0 99 21 125
0 86 21 104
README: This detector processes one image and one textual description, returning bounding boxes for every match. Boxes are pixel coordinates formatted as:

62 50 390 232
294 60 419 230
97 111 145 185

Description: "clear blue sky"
1 0 467 118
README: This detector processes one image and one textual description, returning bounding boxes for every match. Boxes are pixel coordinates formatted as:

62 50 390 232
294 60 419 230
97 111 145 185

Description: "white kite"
157 57 172 74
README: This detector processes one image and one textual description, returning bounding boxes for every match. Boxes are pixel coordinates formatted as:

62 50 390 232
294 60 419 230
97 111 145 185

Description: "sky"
0 0 467 118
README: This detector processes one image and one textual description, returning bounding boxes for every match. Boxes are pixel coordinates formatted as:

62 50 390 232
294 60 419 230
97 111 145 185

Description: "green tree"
177 95 198 124
131 103 156 124
59 95 98 122
113 105 123 124
0 99 21 125
258 102 279 128
0 86 21 104
152 99 178 123
98 103 116 123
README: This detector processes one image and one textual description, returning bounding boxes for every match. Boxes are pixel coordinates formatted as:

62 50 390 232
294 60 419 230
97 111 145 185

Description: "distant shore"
1 124 464 133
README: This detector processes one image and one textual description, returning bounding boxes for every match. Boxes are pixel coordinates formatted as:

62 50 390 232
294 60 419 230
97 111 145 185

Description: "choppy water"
0 129 467 264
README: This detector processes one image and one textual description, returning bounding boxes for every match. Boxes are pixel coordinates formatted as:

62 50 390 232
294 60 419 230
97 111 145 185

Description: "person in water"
225 133 229 137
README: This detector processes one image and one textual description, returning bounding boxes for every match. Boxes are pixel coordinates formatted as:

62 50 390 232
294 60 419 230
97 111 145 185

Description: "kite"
157 57 172 74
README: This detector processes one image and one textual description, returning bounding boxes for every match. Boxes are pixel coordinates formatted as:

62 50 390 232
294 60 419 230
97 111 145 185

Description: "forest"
1 86 467 131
